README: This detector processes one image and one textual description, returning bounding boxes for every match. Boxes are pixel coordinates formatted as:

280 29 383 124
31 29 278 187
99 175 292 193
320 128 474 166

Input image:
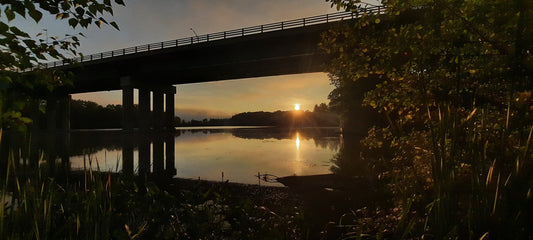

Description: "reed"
0 152 127 239
0 150 306 239
422 101 533 238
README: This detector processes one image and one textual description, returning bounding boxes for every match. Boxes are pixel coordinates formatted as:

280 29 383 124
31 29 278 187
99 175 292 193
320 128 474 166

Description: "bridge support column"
58 95 71 132
165 86 176 130
46 96 59 133
153 88 164 131
139 88 151 130
121 77 135 132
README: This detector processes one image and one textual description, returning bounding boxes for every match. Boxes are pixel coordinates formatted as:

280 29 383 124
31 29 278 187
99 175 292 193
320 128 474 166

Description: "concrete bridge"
41 6 385 132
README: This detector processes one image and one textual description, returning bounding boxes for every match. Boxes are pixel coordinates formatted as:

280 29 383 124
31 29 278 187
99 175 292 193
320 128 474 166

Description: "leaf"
12 2 25 18
115 0 126 6
98 17 108 24
69 18 78 28
110 21 119 30
22 39 37 49
29 9 43 22
5 8 15 21
88 4 97 15
75 7 85 16
0 22 8 32
10 26 30 38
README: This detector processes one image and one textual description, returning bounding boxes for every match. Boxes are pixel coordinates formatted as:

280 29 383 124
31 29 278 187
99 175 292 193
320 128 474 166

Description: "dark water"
3 127 341 186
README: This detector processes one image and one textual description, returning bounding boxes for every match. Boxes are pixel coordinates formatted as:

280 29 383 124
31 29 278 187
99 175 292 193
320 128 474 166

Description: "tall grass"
337 95 533 239
0 152 127 239
423 101 533 239
0 148 308 239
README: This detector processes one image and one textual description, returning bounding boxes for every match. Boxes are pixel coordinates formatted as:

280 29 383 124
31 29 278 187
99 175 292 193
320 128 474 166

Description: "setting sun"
294 104 300 110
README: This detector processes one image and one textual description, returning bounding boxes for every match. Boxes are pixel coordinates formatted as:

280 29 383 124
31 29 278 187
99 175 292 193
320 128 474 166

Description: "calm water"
62 127 341 185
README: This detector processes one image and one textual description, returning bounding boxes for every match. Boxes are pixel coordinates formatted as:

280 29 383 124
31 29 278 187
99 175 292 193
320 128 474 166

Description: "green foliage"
323 0 532 238
0 0 123 133
0 154 306 239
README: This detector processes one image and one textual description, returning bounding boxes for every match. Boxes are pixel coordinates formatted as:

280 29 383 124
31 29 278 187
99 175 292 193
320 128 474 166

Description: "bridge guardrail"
38 5 385 69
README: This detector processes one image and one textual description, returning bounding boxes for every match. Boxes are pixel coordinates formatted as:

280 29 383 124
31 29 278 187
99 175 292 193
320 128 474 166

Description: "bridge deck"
42 6 386 94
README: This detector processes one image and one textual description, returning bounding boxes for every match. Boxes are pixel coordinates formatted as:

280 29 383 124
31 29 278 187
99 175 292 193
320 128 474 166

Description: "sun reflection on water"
293 131 303 174
295 132 300 150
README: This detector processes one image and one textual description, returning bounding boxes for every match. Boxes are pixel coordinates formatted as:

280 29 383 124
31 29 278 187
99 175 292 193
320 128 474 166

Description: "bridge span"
40 6 385 131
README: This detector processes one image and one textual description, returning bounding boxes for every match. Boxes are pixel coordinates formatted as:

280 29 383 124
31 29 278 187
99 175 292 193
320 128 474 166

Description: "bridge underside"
45 22 333 132
63 22 331 94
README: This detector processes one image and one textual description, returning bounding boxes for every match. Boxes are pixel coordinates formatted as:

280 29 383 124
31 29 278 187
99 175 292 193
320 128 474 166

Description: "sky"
15 0 356 120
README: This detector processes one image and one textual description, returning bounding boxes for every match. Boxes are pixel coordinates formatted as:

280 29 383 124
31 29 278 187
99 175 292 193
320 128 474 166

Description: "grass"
422 103 533 239
0 148 309 239
333 94 533 239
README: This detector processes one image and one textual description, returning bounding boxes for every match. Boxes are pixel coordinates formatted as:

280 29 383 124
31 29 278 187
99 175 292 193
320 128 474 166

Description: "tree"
313 103 328 112
0 0 123 135
322 0 532 238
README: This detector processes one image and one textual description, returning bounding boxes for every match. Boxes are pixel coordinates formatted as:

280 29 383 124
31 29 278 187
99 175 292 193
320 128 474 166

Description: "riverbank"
154 176 304 215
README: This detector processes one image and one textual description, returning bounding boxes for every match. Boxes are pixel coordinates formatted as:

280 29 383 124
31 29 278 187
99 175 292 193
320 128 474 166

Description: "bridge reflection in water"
121 131 177 177
0 128 341 184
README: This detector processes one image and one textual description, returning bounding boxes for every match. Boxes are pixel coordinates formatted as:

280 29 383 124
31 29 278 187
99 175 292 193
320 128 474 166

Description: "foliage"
230 110 339 127
0 0 123 133
322 0 532 238
70 99 127 129
0 154 306 239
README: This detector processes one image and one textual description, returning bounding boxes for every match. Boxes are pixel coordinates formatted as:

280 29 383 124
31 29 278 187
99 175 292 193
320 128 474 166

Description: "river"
18 127 341 186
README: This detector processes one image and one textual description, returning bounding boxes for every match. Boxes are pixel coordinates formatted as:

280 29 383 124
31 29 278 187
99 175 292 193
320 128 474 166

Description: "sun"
294 104 300 111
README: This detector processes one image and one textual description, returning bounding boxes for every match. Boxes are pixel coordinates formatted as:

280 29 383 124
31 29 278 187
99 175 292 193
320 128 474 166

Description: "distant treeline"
226 110 338 127
71 100 127 129
68 100 338 129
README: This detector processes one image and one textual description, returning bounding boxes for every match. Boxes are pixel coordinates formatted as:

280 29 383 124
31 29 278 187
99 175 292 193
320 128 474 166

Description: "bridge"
41 6 385 132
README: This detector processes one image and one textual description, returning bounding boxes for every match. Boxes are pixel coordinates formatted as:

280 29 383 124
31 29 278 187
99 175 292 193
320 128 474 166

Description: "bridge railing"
38 5 385 69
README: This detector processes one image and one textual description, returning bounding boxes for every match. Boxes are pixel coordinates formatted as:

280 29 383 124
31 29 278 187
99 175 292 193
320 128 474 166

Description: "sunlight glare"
295 132 300 150
294 104 300 110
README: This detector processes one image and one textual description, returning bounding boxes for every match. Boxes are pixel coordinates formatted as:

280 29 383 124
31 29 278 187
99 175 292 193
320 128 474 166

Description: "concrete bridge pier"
120 76 176 131
165 86 177 130
138 88 151 130
153 88 164 131
150 85 176 131
45 96 58 133
120 77 177 176
43 94 71 174
58 96 71 132
121 78 135 132
45 95 71 133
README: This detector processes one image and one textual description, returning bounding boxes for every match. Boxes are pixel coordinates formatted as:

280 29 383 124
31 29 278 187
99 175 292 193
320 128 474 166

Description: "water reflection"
0 127 341 185
295 132 301 150
330 134 371 177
